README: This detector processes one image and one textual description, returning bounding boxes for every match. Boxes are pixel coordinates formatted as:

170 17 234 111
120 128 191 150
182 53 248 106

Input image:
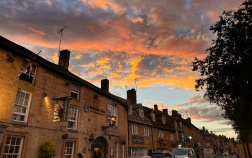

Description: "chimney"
58 49 71 70
127 89 136 105
172 110 178 116
187 117 191 123
154 104 158 110
163 109 168 115
203 126 205 131
101 79 109 92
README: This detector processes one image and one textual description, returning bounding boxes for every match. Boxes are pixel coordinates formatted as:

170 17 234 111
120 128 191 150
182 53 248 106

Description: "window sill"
68 129 78 133
11 121 28 126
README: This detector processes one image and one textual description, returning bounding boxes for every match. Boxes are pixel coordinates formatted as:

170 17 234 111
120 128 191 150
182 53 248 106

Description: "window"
114 142 118 158
12 89 32 122
130 148 147 157
121 145 124 158
139 108 144 117
162 116 166 124
68 105 78 130
64 141 75 158
143 127 149 136
159 130 163 138
71 83 79 99
19 60 36 83
131 125 138 135
170 133 174 140
151 112 155 121
108 104 118 126
3 135 24 158
128 106 132 115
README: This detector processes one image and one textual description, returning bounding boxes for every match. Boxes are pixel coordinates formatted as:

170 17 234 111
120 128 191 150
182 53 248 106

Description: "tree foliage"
192 1 252 133
39 140 56 158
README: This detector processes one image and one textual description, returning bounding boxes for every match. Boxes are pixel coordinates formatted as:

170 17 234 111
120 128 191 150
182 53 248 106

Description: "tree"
39 140 56 158
192 1 252 157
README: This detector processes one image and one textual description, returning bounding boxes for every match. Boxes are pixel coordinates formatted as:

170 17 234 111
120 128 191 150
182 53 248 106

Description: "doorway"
91 137 108 158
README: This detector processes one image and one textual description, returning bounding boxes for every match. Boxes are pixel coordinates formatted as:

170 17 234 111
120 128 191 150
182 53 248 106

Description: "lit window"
108 104 118 126
12 89 32 122
131 125 138 135
19 60 36 83
159 130 163 138
71 83 79 99
64 141 75 158
144 127 149 136
68 105 78 130
3 135 24 158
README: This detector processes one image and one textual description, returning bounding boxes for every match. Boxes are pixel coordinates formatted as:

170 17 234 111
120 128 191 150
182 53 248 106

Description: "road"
215 155 237 158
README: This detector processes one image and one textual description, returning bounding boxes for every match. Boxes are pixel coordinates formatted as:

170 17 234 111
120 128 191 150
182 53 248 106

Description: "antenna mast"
58 26 66 57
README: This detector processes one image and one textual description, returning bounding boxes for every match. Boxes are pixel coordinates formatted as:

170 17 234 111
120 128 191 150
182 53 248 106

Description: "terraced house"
0 36 128 158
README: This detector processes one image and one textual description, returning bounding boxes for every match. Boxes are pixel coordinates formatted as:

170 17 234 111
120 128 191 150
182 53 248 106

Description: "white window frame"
151 112 155 121
143 127 149 136
170 133 174 140
71 82 79 99
108 104 118 126
64 141 75 158
3 135 24 158
159 130 163 138
131 124 138 135
68 105 78 130
114 142 118 158
19 60 37 83
130 148 147 157
162 116 166 124
121 145 124 158
139 108 144 117
12 89 32 122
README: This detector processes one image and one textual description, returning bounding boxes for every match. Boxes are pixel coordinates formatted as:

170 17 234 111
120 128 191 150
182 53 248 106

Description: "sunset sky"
0 0 244 139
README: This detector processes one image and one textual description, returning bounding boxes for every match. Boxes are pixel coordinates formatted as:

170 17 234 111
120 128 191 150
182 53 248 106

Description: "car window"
164 153 173 158
173 149 187 155
152 153 165 158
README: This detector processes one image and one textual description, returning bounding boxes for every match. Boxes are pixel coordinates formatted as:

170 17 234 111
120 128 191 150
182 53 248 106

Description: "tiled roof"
143 106 176 132
128 110 152 126
0 35 128 108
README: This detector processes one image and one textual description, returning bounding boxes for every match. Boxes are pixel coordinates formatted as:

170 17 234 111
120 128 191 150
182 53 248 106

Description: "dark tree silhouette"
192 1 252 157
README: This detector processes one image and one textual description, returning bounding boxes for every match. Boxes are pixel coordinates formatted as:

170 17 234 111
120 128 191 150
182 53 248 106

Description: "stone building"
0 36 128 158
127 89 153 158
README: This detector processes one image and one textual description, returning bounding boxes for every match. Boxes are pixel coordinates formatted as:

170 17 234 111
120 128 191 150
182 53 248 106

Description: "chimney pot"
101 79 109 92
58 49 71 69
154 104 158 110
172 110 178 116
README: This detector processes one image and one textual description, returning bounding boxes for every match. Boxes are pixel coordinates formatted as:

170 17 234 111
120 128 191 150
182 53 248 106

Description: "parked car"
203 149 215 158
151 150 175 158
223 151 229 156
172 148 196 158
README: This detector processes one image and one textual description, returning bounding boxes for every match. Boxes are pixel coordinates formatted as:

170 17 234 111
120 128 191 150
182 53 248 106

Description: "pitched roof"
0 35 128 108
143 106 176 132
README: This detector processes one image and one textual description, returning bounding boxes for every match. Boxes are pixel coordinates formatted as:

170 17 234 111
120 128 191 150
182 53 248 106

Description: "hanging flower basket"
121 140 126 145
88 133 94 142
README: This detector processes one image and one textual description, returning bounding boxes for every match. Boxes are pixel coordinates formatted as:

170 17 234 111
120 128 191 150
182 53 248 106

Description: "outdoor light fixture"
43 92 47 98
102 116 116 130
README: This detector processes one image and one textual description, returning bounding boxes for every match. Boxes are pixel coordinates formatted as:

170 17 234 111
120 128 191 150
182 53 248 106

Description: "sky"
0 0 245 139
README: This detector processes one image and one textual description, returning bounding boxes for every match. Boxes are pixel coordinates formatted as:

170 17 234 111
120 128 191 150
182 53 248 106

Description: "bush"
39 140 56 158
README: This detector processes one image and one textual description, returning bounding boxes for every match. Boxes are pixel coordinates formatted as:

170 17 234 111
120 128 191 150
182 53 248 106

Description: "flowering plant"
121 140 126 145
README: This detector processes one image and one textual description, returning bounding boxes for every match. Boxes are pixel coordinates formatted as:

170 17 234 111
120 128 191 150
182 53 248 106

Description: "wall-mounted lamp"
102 116 115 130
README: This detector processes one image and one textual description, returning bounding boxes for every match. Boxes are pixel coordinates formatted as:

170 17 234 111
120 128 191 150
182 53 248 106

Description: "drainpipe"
151 126 154 151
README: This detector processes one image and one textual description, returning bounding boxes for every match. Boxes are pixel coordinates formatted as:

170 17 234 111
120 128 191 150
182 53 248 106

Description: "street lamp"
102 116 116 130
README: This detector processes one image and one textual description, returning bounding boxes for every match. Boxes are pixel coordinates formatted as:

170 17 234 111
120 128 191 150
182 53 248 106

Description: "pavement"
215 155 237 158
